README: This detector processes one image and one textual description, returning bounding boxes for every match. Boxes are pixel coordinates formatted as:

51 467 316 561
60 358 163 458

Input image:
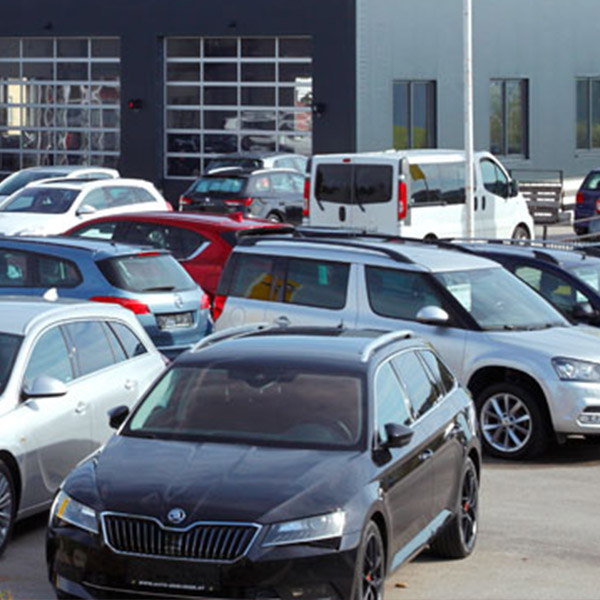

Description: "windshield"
189 177 246 196
1 187 79 214
0 171 65 196
567 263 600 292
434 267 569 330
125 365 364 450
0 333 22 395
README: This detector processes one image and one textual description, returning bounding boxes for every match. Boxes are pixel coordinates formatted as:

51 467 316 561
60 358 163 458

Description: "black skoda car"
47 326 480 600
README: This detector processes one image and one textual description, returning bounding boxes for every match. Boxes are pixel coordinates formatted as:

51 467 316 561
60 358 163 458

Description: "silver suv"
215 233 600 460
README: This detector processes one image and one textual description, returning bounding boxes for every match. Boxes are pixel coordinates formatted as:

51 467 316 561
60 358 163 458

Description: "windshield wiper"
141 285 176 292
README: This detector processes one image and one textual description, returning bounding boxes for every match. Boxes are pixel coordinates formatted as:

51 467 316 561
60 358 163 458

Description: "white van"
303 149 534 239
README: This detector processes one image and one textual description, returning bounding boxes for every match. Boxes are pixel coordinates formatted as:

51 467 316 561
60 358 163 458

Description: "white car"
0 178 171 236
0 165 119 203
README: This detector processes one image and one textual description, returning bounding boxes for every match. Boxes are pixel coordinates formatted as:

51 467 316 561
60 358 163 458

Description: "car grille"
101 513 260 562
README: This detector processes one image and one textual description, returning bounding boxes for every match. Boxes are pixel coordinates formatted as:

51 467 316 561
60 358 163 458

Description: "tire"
267 212 283 223
430 458 478 559
351 520 386 600
0 459 16 558
511 225 531 240
475 382 549 459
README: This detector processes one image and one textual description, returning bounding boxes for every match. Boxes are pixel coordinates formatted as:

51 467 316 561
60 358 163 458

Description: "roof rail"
191 322 276 352
361 330 413 362
448 237 592 260
238 234 416 264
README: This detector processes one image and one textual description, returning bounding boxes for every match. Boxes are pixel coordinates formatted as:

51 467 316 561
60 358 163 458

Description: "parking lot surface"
2 439 599 600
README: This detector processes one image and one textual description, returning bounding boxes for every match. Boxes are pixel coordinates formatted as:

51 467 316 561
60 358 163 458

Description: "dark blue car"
574 169 600 236
0 236 212 357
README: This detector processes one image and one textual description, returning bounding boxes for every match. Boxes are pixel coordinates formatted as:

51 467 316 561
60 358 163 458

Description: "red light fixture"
303 178 310 218
576 192 584 204
90 296 150 315
398 181 407 220
212 295 227 321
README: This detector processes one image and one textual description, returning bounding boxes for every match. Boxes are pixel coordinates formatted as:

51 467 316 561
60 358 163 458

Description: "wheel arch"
0 450 21 510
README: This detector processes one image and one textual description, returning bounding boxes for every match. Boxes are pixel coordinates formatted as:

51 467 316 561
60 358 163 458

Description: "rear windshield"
188 176 246 196
315 164 393 204
581 172 600 191
97 253 196 293
0 333 22 395
206 158 262 171
1 187 79 214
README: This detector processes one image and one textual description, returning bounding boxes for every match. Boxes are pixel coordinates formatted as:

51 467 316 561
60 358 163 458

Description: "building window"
489 79 528 157
164 37 313 179
392 81 436 150
576 78 600 150
0 37 121 176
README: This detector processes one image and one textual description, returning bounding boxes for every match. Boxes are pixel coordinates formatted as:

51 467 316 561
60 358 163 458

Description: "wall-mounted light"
311 102 326 118
127 98 143 111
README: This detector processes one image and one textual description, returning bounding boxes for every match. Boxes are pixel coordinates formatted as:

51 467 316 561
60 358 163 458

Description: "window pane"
167 63 200 82
91 39 119 58
375 362 412 444
167 85 200 106
57 39 88 58
204 63 237 82
393 352 438 419
419 350 455 393
167 109 200 129
507 80 524 154
64 321 116 376
167 38 200 58
592 80 600 149
393 82 409 149
284 259 349 309
0 250 28 287
241 86 275 106
412 82 431 149
204 38 237 58
204 86 237 105
109 322 147 357
279 63 311 82
490 80 503 155
577 79 590 150
37 255 81 287
230 254 276 300
23 38 53 58
25 327 73 384
0 39 19 58
242 63 275 82
242 38 275 57
279 38 311 58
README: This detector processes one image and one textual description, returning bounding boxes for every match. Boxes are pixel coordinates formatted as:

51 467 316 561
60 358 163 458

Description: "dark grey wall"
1 0 357 201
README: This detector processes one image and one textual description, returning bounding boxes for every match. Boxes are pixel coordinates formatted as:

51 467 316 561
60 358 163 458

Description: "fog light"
579 413 600 425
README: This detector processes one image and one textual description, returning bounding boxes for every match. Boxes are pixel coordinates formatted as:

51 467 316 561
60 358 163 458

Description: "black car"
204 151 308 175
179 167 304 223
47 325 480 600
574 169 600 236
456 239 600 325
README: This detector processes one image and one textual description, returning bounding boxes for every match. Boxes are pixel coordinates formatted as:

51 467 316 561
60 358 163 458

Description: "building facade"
1 0 598 201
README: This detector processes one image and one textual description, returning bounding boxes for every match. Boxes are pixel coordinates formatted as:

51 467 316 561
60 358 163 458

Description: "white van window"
315 164 393 204
480 159 509 197
410 162 465 205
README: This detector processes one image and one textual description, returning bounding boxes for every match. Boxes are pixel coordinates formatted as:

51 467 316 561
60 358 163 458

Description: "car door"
373 358 433 557
358 265 468 379
476 155 515 238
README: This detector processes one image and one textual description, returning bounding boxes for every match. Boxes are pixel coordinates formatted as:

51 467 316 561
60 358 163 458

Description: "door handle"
74 402 87 414
419 449 433 462
275 315 291 328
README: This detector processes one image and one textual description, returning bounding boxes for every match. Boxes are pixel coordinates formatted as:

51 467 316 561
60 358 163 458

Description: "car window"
190 177 245 195
581 172 600 191
283 258 349 309
315 164 392 205
2 187 78 214
254 176 272 193
277 157 297 170
366 266 443 320
0 333 22 395
392 351 439 419
480 159 509 197
25 327 74 385
419 349 455 394
290 173 305 193
37 255 81 288
375 361 412 444
410 162 466 205
63 321 116 377
229 254 277 300
123 223 208 259
82 189 109 211
68 221 119 240
0 250 29 287
104 186 139 208
270 173 295 193
107 321 148 357
134 188 160 204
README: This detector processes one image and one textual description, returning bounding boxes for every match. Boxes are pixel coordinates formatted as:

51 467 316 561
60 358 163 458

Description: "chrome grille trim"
100 512 261 563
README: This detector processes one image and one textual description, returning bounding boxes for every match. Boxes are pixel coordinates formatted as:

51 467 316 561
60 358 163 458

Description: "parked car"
0 178 170 236
453 239 600 325
179 167 305 223
215 232 600 460
0 237 212 357
204 151 308 175
574 168 600 236
0 165 119 203
47 325 480 599
63 212 292 299
0 296 165 557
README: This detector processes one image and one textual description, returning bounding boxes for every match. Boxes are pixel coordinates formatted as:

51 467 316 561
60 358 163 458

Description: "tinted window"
419 350 455 393
189 176 246 195
0 249 29 287
134 188 159 204
229 254 276 300
0 170 62 196
119 223 207 259
315 164 351 203
410 161 465 205
0 333 22 394
108 321 148 357
2 187 79 214
581 171 600 191
375 362 411 444
392 351 438 419
25 327 74 384
37 255 81 287
315 164 393 204
64 321 116 377
68 221 119 240
97 254 195 292
284 258 349 309
480 159 509 197
366 266 443 320
355 165 393 204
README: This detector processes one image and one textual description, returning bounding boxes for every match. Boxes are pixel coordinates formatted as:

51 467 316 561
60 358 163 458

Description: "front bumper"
47 524 359 600
546 380 600 434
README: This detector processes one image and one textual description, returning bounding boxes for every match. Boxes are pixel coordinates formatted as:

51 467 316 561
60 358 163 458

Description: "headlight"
552 357 600 382
50 490 99 534
262 511 345 547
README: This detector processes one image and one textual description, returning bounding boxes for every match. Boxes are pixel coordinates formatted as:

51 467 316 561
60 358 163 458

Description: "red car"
63 212 290 299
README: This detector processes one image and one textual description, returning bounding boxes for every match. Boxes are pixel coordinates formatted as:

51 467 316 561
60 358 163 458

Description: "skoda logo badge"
167 508 186 524
173 293 184 309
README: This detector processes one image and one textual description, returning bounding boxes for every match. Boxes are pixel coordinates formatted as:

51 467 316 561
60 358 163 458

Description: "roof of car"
0 296 129 336
24 177 153 191
208 151 303 160
15 166 116 174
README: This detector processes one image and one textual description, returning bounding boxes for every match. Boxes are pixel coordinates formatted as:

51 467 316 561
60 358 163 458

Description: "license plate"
128 562 220 594
157 311 194 330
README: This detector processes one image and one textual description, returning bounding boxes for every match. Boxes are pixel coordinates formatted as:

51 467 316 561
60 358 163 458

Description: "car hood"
0 212 66 235
88 435 362 525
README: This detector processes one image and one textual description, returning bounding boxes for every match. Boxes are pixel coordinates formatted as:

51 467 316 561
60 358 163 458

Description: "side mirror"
509 180 519 197
572 301 596 322
383 423 414 449
76 204 97 217
108 405 130 430
416 305 450 325
22 375 67 400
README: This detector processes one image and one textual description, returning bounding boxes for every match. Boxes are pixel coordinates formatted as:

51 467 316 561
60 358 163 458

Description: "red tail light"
303 178 310 217
212 295 227 321
596 199 600 214
90 296 150 315
576 192 584 204
224 197 253 207
398 181 407 220
179 195 193 205
166 201 174 212
200 292 211 311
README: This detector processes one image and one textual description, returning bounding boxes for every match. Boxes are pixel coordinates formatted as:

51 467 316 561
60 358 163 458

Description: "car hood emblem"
167 507 186 524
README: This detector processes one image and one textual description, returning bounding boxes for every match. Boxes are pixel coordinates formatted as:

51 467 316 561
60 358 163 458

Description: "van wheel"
511 225 531 240
267 212 283 223
424 234 437 241
475 382 548 459
0 460 16 557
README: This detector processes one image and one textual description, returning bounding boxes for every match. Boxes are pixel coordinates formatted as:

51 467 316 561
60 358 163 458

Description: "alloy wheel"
481 392 532 453
361 528 384 600
460 465 478 551
0 469 13 548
